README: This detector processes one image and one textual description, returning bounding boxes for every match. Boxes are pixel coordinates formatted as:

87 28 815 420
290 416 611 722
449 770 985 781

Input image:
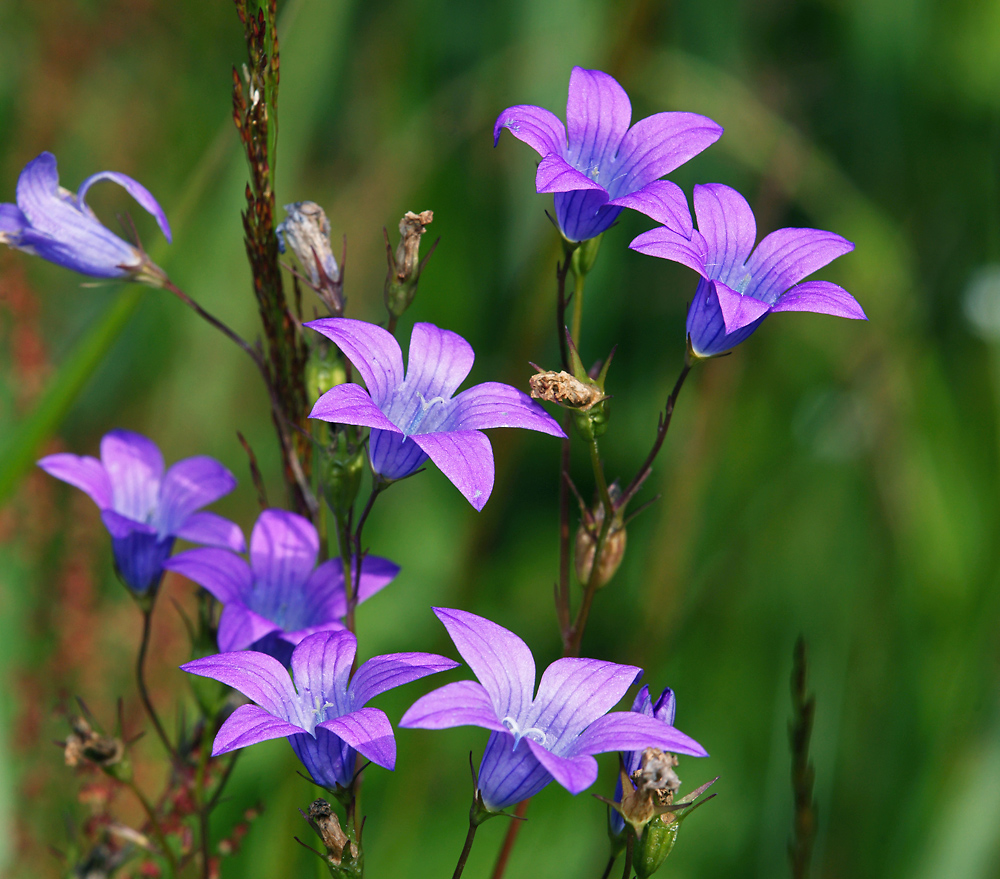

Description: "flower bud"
306 341 348 404
320 439 366 519
277 201 343 314
633 815 682 878
384 210 434 320
575 486 626 588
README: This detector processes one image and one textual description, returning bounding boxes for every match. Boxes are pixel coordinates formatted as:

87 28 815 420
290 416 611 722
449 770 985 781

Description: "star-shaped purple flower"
306 319 565 511
38 430 244 595
182 629 458 790
629 183 867 357
165 508 398 664
399 609 706 812
494 67 722 242
0 152 171 284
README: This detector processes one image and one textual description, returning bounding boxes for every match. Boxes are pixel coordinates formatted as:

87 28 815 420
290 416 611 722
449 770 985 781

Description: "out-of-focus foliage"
1 0 998 877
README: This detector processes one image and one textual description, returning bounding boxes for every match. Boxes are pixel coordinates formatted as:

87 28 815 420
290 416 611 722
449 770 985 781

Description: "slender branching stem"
347 483 382 633
205 751 241 813
136 603 179 766
126 778 179 878
453 818 481 879
621 832 634 879
599 854 616 879
569 268 587 352
556 256 573 371
489 799 530 879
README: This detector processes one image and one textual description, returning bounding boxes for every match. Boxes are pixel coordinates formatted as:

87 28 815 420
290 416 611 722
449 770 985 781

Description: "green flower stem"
599 855 616 879
125 778 178 878
136 602 179 768
570 267 587 353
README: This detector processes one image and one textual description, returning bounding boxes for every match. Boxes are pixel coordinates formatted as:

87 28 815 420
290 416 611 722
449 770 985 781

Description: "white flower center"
404 392 448 435
502 716 547 749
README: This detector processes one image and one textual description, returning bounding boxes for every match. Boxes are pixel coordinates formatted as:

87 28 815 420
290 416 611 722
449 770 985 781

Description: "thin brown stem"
136 604 179 767
621 832 633 879
452 818 480 879
126 779 179 878
599 854 616 879
556 421 572 640
489 799 530 879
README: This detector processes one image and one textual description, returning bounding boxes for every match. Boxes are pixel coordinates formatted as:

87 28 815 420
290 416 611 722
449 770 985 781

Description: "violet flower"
38 430 244 596
0 152 171 284
181 629 458 790
494 67 722 242
307 319 564 510
399 609 706 812
609 685 677 835
165 508 398 664
629 183 867 358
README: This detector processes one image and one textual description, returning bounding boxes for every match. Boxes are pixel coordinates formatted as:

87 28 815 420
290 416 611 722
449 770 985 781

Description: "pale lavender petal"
493 104 567 156
290 630 357 716
349 652 458 706
433 608 535 721
411 430 494 510
399 681 507 732
532 657 641 748
318 707 396 770
172 511 246 552
211 703 305 755
303 555 399 622
304 318 404 407
157 456 237 536
535 154 607 195
100 430 163 522
570 712 707 758
369 429 428 480
629 226 709 276
217 603 281 653
101 509 154 539
250 509 318 596
163 547 252 604
693 184 757 282
477 730 553 811
714 281 772 333
77 170 172 243
612 113 723 196
446 382 565 435
745 227 854 304
525 739 599 794
770 280 867 320
14 152 62 232
0 202 26 238
181 650 303 723
654 688 677 723
309 384 401 432
403 323 475 401
565 67 632 170
609 180 692 237
37 453 112 508
276 620 346 649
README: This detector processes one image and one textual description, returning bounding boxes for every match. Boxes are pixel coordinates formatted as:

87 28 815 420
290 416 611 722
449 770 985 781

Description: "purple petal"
565 67 632 171
612 113 723 196
101 509 154 539
446 382 565 435
570 712 707 758
309 383 401 431
369 429 428 480
403 323 475 401
554 190 621 241
211 703 305 755
318 707 396 770
349 652 458 707
693 184 757 283
493 104 567 155
290 630 357 716
535 154 607 195
100 430 163 523
249 509 318 597
77 170 172 243
109 527 174 594
411 429 494 510
181 650 303 724
686 277 768 358
629 226 709 276
477 730 553 811
653 687 677 724
432 608 535 721
399 680 507 732
304 319 404 407
302 555 399 622
770 280 867 320
157 456 237 537
217 602 282 653
172 511 246 552
163 547 252 604
290 727 356 789
745 227 855 303
714 281 772 333
0 202 26 238
608 180 692 237
37 453 112 509
526 739 599 795
532 657 641 749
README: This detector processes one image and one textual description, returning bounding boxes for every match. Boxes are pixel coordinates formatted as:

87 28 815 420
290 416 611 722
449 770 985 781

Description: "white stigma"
502 716 547 749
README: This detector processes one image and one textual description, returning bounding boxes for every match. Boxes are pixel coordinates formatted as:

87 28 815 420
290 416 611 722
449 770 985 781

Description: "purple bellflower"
38 430 244 596
307 319 565 511
164 508 398 665
609 685 677 835
0 152 171 285
494 67 722 242
181 629 458 790
399 609 706 812
629 183 866 358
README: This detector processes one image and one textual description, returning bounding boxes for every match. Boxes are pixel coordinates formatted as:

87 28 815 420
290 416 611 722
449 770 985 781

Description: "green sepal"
571 232 603 276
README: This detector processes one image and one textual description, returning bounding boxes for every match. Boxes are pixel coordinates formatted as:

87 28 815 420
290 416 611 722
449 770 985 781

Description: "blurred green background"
1 0 999 877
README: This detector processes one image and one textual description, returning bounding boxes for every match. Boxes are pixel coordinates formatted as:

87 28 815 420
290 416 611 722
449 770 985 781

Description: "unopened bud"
385 210 434 319
634 817 682 878
277 201 343 314
321 440 366 519
575 486 626 588
306 342 348 404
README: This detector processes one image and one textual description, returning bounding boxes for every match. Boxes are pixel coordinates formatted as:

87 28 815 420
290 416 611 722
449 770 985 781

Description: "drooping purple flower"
307 319 565 511
181 629 458 790
38 430 244 595
164 508 398 664
609 685 677 835
494 67 722 242
0 152 171 284
399 609 706 812
629 183 867 358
